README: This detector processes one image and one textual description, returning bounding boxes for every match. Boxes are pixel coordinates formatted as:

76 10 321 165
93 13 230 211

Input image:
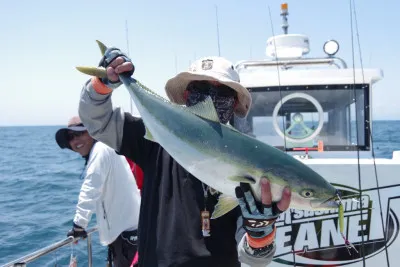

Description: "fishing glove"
236 183 282 248
67 222 88 239
98 47 135 85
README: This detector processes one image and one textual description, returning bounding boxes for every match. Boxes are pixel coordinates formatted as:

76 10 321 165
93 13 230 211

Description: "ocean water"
0 126 106 266
1 121 400 266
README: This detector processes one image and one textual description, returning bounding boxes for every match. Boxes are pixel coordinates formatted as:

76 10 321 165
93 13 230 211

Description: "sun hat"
165 57 252 118
55 116 87 149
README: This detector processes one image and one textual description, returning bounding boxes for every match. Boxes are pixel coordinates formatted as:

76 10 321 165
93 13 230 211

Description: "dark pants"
108 230 138 267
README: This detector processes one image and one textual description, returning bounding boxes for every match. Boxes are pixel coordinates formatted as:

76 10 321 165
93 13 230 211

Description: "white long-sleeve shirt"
73 141 141 246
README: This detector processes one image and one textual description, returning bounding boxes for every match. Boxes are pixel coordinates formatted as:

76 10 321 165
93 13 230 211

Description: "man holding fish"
77 45 292 267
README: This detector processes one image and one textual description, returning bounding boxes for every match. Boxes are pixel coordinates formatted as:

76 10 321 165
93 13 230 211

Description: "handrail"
235 57 348 70
1 228 97 267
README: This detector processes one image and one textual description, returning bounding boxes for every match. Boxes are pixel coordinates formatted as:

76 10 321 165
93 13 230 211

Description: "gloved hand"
67 223 88 239
98 47 135 84
236 178 291 250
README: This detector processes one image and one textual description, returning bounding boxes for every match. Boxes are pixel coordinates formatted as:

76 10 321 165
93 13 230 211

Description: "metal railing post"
1 228 97 267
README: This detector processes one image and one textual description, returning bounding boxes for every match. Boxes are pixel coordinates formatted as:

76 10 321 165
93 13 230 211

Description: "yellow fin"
226 124 240 133
144 126 155 141
96 40 108 56
211 194 239 219
186 96 219 122
76 66 107 78
228 175 256 184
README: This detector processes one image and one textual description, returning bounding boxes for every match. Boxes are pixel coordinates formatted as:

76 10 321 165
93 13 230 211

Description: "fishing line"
349 0 366 265
351 0 391 265
267 5 295 266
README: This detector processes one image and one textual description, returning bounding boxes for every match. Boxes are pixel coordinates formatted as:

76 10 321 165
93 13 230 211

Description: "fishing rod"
348 0 367 264
350 0 390 265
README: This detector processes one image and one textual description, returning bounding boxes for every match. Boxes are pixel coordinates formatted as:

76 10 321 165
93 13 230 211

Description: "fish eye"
300 189 314 198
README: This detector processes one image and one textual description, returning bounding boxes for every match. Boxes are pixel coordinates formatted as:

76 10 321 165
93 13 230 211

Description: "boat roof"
236 64 383 88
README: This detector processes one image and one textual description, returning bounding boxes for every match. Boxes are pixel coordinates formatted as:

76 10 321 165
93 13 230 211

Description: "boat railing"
1 227 98 267
235 56 348 70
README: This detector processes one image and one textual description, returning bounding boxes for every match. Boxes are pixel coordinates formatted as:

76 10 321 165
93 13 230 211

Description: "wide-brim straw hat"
165 57 251 118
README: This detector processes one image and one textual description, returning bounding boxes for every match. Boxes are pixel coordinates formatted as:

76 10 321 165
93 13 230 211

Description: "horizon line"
1 119 400 128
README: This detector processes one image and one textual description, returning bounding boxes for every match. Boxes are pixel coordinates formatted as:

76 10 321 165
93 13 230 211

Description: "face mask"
185 81 237 124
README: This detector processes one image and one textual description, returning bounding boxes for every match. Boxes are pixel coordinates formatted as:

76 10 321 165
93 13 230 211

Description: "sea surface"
1 121 400 266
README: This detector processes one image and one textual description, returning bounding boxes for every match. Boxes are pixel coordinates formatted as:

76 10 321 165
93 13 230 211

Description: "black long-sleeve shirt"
119 113 242 267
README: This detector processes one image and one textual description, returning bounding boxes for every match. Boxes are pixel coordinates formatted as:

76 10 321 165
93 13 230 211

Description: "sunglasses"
187 81 238 98
66 131 86 142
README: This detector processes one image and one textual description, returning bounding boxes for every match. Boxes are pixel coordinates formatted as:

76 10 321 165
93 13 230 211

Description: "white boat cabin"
233 3 400 267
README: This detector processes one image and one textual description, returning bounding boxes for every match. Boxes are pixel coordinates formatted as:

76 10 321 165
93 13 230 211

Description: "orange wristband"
92 77 112 95
246 226 276 248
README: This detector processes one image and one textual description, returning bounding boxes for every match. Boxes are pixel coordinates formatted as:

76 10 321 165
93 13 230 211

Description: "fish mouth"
311 196 339 210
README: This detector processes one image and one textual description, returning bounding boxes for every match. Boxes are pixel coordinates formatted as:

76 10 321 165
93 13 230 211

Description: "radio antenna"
125 20 133 113
215 5 221 56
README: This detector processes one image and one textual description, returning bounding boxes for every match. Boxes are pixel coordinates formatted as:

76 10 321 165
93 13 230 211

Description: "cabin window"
232 84 370 151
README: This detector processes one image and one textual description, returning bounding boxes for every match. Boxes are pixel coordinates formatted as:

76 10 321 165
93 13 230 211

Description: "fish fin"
226 124 240 133
211 194 239 219
96 40 108 56
76 66 107 78
185 96 219 122
144 126 155 141
228 175 256 184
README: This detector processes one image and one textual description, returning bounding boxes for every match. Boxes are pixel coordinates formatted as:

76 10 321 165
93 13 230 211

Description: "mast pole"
125 20 133 113
215 5 221 56
281 3 289 34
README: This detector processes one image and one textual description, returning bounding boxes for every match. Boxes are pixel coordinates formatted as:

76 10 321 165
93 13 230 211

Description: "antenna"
215 5 221 56
125 20 130 56
175 53 178 74
125 20 133 113
281 3 289 34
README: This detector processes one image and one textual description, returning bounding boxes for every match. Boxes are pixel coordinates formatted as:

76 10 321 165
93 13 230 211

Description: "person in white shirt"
55 115 141 267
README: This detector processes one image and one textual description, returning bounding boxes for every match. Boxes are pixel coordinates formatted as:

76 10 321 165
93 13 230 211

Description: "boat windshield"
232 84 370 151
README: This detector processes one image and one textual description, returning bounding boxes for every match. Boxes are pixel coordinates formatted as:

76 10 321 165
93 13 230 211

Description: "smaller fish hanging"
69 254 77 267
69 243 77 267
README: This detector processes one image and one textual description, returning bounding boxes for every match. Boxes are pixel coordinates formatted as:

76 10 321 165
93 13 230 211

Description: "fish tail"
75 40 109 78
96 40 108 56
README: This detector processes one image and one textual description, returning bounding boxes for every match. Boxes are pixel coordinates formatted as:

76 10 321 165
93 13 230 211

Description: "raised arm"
78 45 152 166
79 77 125 151
78 45 134 151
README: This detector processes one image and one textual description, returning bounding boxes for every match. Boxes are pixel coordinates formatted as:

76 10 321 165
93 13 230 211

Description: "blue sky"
1 0 398 126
